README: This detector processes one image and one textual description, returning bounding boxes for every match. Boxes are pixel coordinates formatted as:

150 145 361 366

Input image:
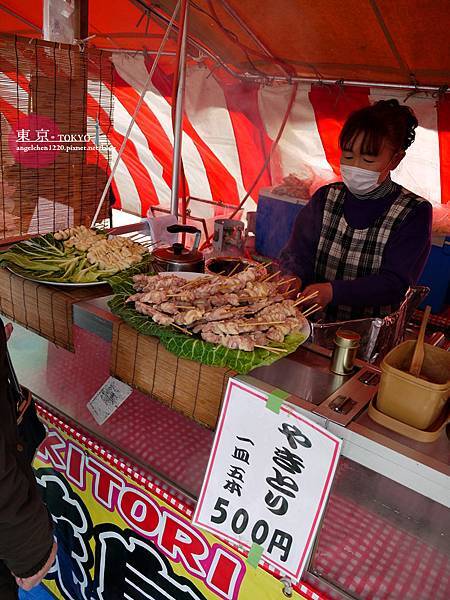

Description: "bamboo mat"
0 268 110 350
111 321 235 429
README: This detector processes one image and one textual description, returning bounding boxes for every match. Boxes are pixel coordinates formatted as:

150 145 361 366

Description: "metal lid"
153 243 204 266
214 218 245 230
335 329 361 349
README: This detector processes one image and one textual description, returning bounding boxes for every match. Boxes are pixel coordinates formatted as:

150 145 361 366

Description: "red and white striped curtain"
1 47 449 229
110 53 450 221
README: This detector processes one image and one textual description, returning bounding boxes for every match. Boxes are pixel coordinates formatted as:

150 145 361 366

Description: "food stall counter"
6 296 450 600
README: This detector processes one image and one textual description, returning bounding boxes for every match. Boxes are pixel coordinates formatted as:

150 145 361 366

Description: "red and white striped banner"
1 52 449 225
110 55 449 216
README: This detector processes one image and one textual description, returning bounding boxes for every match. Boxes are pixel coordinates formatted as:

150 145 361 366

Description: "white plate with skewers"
128 269 314 356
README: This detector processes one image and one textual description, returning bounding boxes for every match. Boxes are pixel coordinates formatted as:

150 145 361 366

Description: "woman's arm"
279 187 327 285
331 201 432 307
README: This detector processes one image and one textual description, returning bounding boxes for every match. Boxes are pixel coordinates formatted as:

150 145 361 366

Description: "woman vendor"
280 99 432 321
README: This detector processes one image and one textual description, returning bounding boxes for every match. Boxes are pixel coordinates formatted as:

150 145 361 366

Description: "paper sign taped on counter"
193 377 342 582
88 377 132 425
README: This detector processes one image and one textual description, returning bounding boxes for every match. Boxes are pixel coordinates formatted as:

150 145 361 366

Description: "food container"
255 188 309 259
212 219 245 256
330 329 360 375
378 340 450 430
152 224 204 272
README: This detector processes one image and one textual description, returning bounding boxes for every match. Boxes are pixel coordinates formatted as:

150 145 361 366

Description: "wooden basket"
0 268 110 350
111 321 235 429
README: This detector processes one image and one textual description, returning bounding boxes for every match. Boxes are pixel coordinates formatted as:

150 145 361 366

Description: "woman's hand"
301 283 333 308
15 542 58 591
5 323 13 341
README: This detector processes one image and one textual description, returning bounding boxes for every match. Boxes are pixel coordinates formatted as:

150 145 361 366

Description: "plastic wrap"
310 286 430 363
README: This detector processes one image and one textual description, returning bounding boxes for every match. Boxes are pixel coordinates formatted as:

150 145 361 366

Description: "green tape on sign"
266 389 290 414
247 543 264 568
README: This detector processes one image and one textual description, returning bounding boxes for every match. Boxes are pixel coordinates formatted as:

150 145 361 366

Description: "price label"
88 377 132 425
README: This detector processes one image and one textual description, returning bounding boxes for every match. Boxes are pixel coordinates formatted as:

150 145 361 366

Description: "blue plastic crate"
418 235 450 313
255 189 308 259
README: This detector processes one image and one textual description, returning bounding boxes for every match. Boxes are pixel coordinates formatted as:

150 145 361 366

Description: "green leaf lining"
108 273 309 375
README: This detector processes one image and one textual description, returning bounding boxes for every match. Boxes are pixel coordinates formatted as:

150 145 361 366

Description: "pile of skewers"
126 265 321 353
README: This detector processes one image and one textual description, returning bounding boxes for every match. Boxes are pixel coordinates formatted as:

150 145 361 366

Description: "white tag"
146 214 179 245
87 377 132 425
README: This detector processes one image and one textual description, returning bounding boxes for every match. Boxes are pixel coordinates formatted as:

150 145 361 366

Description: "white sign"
193 378 342 581
87 377 132 425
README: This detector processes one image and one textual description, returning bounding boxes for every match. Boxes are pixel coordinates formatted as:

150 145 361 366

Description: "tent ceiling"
0 0 449 87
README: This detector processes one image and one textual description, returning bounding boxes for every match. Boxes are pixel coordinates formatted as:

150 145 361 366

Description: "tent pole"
239 73 448 93
90 0 181 227
170 0 189 217
0 3 41 32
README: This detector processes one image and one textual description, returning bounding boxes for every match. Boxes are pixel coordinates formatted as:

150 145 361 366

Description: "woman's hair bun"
372 99 418 149
340 97 419 154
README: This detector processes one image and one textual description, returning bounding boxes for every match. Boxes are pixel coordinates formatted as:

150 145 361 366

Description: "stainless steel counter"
244 348 449 507
252 347 352 405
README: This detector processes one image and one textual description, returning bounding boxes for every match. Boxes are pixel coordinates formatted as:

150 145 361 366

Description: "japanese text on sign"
193 379 342 581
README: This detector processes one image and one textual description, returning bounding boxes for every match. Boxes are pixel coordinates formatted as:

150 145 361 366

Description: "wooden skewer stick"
276 276 297 287
254 345 285 353
172 323 193 335
302 303 322 318
176 274 216 292
228 262 241 277
173 305 196 309
294 291 319 306
178 278 205 291
303 307 322 319
302 301 320 314
252 321 285 326
282 287 294 297
263 270 281 282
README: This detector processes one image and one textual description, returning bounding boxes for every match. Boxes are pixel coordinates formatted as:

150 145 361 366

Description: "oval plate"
6 265 109 287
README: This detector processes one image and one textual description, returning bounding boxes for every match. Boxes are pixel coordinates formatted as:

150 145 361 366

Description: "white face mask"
340 164 380 195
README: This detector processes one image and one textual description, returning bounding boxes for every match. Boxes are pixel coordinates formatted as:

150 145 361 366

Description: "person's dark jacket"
0 323 54 578
279 182 432 308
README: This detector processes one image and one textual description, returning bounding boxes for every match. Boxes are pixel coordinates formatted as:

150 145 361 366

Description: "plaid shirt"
315 183 424 321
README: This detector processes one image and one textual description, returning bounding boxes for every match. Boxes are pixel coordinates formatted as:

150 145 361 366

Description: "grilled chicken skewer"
127 267 308 352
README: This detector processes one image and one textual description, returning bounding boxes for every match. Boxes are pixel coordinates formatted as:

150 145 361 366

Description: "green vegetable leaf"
0 234 154 285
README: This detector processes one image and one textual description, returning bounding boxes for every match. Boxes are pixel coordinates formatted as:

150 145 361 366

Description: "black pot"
152 224 205 273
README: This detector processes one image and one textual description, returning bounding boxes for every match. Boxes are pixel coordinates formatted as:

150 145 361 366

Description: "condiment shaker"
330 329 361 375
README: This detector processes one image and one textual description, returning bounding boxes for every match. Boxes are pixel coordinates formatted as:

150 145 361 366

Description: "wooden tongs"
409 305 431 377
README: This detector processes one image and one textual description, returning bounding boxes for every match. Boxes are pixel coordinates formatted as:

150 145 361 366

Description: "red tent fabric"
1 0 449 86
